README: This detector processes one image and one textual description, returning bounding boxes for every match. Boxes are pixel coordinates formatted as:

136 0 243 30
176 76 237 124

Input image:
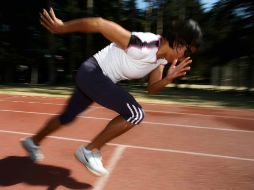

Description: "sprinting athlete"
21 7 202 176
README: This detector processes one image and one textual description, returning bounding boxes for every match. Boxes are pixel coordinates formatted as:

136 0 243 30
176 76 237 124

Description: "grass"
0 83 254 109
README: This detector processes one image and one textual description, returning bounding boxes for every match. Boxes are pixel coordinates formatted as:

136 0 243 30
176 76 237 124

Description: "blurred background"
0 0 253 91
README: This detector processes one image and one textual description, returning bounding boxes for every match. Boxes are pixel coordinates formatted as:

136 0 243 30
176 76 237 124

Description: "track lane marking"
0 109 253 134
0 129 254 162
93 146 126 190
0 99 253 120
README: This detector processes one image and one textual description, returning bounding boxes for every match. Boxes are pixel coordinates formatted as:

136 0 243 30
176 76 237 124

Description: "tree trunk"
30 64 38 84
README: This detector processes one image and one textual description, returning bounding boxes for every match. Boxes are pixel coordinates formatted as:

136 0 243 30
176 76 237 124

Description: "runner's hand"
40 8 64 33
166 57 192 81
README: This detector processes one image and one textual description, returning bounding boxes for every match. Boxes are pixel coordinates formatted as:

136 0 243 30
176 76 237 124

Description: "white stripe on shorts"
131 104 140 123
135 107 143 124
127 103 134 123
126 103 143 124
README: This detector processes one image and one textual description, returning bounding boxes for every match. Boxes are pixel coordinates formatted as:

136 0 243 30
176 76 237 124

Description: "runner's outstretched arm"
40 8 131 49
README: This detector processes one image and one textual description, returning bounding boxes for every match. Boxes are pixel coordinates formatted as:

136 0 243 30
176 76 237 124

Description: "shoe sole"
75 149 105 177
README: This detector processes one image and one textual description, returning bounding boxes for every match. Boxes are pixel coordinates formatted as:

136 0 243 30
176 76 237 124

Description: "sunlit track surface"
0 94 254 190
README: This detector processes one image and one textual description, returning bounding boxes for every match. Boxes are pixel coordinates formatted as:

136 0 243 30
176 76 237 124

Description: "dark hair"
163 19 203 48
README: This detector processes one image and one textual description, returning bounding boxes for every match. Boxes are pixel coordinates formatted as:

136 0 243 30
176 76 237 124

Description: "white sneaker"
21 137 44 161
75 146 108 176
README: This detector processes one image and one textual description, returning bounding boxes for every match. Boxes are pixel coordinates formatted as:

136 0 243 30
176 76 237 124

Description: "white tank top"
93 32 168 83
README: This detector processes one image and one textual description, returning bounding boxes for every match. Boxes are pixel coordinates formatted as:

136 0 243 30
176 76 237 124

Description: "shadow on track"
0 156 92 190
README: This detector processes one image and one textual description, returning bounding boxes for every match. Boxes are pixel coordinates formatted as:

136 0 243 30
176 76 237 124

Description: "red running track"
0 93 254 190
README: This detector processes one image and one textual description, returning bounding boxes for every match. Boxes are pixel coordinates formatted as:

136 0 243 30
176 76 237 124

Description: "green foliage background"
0 0 253 88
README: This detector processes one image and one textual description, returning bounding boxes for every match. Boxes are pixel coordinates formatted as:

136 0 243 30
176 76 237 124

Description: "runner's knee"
123 103 145 125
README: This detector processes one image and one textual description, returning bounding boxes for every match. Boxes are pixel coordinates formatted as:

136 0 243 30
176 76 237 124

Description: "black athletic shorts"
59 57 144 125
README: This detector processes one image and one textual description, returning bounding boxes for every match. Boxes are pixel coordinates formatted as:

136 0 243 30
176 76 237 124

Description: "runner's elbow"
93 17 106 31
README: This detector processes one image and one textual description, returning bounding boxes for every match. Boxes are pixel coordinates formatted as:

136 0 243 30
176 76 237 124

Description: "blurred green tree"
203 0 254 88
1 0 252 88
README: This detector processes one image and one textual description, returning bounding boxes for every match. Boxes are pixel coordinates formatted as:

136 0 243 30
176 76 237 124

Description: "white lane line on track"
0 99 253 120
0 129 254 162
0 96 20 101
0 109 253 134
144 109 254 121
2 93 253 112
0 100 66 106
93 146 126 190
